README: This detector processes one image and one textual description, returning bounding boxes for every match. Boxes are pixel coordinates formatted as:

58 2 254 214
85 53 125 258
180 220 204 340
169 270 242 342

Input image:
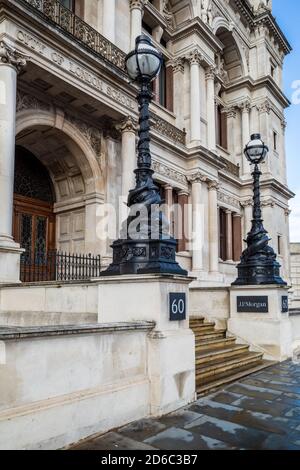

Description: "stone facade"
0 0 293 286
291 243 300 309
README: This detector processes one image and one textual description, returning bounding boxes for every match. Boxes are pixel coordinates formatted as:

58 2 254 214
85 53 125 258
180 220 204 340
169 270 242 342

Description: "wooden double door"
13 195 56 281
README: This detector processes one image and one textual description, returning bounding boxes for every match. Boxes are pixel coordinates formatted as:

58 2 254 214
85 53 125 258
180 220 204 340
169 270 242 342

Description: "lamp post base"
101 238 188 276
232 259 287 286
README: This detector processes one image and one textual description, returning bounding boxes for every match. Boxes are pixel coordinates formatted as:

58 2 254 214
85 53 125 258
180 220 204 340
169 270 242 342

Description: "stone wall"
291 243 300 309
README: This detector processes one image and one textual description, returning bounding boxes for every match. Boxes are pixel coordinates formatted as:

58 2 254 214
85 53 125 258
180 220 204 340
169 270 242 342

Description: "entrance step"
190 316 276 396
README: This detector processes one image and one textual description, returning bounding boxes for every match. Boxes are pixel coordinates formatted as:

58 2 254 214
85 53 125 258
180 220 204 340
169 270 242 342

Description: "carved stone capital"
205 65 216 81
238 100 251 114
240 198 253 208
223 106 237 119
0 40 27 72
187 171 207 184
281 119 287 132
173 57 185 74
129 0 148 11
258 100 271 115
207 180 219 191
116 116 138 134
188 49 203 66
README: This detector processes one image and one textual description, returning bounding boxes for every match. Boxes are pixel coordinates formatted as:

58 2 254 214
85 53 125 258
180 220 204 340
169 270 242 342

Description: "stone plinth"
228 285 292 361
97 274 196 415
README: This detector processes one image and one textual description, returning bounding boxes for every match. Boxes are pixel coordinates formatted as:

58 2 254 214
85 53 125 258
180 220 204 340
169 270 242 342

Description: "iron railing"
20 250 101 283
22 0 126 70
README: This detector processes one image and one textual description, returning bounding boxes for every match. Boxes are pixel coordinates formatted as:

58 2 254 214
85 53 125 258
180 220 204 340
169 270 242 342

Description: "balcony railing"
20 250 101 283
21 0 126 70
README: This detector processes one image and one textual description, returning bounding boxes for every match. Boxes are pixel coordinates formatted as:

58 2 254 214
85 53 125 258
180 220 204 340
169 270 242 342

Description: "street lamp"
101 35 187 276
232 134 286 286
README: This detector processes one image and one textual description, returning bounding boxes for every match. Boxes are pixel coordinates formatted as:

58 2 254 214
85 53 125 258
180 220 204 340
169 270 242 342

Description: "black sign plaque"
237 296 269 313
169 293 186 321
281 296 289 313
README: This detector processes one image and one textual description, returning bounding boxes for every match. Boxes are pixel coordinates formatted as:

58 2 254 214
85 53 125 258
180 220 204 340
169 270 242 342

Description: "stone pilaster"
207 180 219 273
116 116 138 200
177 190 189 252
205 65 216 152
225 209 233 262
102 0 116 43
188 49 203 145
188 171 207 272
173 58 185 130
239 100 251 175
129 0 148 49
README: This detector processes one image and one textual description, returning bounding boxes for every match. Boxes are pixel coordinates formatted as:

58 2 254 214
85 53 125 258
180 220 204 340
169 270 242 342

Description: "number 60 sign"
169 293 186 321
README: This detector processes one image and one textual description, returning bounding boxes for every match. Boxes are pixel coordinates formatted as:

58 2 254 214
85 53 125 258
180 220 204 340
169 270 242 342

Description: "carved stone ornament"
173 57 185 74
116 116 138 134
16 90 51 113
207 180 219 191
66 114 103 163
0 40 28 72
129 0 148 11
152 160 187 186
188 49 203 66
218 191 240 209
201 0 213 27
187 171 208 184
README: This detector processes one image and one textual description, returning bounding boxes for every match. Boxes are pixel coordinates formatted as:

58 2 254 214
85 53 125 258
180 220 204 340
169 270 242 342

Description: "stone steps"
190 316 275 396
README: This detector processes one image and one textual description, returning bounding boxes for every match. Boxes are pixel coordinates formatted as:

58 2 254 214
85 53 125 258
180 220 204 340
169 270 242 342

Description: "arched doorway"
13 146 56 281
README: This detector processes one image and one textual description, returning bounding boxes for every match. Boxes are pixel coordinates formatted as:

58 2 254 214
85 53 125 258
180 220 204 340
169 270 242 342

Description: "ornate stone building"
0 0 293 287
0 0 296 450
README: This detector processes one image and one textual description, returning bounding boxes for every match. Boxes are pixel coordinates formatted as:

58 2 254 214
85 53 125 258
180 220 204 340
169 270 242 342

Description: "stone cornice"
169 17 223 54
253 12 292 56
0 39 27 71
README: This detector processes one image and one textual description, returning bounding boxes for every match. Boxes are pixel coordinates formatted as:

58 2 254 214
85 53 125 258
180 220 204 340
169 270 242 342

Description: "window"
278 235 282 255
219 208 227 261
59 0 75 11
273 131 278 151
216 105 228 150
142 20 153 36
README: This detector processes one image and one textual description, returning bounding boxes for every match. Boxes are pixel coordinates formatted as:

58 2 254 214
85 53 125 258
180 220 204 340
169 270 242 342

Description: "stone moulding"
150 112 186 146
0 321 155 341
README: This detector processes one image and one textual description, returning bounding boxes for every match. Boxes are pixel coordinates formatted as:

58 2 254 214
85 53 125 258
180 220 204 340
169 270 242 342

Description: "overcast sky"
273 0 300 242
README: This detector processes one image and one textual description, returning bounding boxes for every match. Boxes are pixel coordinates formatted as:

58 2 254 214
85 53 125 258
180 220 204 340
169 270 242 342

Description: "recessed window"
142 20 153 36
278 235 282 255
216 105 228 150
273 131 278 151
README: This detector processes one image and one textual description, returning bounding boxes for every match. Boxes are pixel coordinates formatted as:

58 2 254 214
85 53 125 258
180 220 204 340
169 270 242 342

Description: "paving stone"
230 396 289 417
158 410 202 428
72 432 156 451
226 382 282 400
261 434 300 450
189 398 290 435
185 414 269 449
144 427 234 450
207 391 243 405
118 419 167 441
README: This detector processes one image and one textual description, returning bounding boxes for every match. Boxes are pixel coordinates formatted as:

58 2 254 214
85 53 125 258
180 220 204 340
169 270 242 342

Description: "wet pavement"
71 361 300 450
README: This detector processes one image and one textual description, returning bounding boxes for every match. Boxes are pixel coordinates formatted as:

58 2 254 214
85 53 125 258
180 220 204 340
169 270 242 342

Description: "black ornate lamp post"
233 134 286 286
102 35 187 276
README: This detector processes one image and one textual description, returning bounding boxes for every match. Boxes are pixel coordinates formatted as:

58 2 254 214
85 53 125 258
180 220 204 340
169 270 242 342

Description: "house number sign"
169 293 186 321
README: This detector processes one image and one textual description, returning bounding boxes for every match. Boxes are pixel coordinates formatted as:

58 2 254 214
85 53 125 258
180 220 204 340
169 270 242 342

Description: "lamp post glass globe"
125 35 163 82
244 133 269 165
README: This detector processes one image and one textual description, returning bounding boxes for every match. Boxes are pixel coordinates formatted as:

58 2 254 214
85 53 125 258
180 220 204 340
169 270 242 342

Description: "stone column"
188 49 202 145
102 0 116 43
0 40 26 283
225 106 237 160
116 116 138 200
225 210 233 262
240 100 251 175
130 0 147 49
173 58 185 130
205 66 216 152
241 199 252 249
188 172 206 272
258 100 271 173
208 180 219 273
164 184 173 235
177 190 189 252
232 213 242 262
